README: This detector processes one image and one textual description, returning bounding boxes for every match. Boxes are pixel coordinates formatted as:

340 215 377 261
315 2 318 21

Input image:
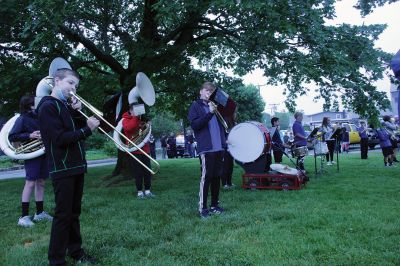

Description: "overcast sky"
242 0 400 115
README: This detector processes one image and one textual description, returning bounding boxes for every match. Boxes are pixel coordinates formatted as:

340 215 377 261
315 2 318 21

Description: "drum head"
270 164 298 175
228 122 265 163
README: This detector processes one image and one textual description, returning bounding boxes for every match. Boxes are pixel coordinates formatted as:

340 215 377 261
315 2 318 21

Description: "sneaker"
331 161 336 164
223 185 230 189
144 191 155 198
327 162 332 166
33 211 53 222
199 209 210 219
74 253 97 264
137 191 145 199
18 216 34 228
210 206 224 215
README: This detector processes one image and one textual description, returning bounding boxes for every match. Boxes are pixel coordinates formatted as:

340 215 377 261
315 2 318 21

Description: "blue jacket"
376 128 391 148
9 111 40 143
37 96 92 179
188 99 226 154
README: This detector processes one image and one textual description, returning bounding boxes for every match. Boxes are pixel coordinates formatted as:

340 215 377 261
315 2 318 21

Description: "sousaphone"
0 58 71 160
113 72 155 152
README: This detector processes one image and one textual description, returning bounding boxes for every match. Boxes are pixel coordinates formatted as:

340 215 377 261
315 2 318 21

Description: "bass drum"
227 121 271 163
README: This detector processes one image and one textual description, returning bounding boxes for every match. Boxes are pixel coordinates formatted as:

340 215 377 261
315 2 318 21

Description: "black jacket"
37 96 92 179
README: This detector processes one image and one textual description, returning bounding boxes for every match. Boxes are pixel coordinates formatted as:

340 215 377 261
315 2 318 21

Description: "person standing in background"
357 121 369 159
270 117 284 163
160 134 167 159
9 96 53 228
149 134 156 159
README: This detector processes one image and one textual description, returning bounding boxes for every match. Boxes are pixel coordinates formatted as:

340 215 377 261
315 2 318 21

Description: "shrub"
85 132 107 150
102 139 118 157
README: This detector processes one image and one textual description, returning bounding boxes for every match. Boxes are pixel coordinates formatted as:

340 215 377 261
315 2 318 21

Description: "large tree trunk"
103 149 133 186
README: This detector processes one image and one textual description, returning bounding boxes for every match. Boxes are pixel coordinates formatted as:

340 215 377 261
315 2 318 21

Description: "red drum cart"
242 171 306 191
227 122 308 191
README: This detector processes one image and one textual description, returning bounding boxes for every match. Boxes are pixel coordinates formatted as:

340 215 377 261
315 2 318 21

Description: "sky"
242 0 400 115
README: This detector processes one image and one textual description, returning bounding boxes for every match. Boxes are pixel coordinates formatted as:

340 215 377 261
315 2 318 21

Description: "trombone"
208 101 229 133
70 92 160 175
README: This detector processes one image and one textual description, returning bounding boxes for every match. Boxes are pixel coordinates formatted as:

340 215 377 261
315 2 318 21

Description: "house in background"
303 111 360 128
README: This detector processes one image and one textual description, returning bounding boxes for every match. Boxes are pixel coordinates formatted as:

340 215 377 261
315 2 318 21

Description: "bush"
102 140 118 157
85 132 107 150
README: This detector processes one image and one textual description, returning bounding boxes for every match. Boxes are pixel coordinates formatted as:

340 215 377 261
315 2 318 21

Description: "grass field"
0 150 110 169
0 152 399 265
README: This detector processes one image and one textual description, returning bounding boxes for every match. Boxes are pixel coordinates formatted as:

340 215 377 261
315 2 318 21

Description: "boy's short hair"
54 68 79 80
382 115 391 122
201 81 216 92
294 112 303 119
271 117 279 126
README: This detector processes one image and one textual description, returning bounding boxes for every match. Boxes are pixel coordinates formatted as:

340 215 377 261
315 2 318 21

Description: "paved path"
0 158 117 181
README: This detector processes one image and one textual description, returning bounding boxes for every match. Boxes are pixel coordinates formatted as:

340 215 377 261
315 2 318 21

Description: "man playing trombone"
37 68 100 265
188 81 226 219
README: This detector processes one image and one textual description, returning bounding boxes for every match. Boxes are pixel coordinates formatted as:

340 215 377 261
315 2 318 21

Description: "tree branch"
59 25 126 75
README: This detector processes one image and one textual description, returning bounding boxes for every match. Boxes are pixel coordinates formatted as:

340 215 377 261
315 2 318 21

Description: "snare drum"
227 121 271 163
314 141 328 155
292 146 308 157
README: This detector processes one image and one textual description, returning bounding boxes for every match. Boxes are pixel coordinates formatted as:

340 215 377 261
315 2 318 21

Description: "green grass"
85 150 112 160
0 156 17 169
0 153 399 265
0 150 110 170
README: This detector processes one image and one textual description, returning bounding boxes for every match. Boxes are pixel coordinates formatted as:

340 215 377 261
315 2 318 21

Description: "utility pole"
269 103 279 116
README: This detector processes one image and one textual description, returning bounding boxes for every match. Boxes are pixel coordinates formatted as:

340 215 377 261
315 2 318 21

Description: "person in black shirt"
270 117 284 163
160 134 167 159
167 132 177 158
37 69 100 265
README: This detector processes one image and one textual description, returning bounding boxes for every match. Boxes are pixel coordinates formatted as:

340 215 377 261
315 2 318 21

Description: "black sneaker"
210 206 224 215
74 254 97 264
199 209 210 219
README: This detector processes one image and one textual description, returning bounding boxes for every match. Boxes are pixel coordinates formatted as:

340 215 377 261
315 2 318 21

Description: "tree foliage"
150 111 181 138
1 0 398 120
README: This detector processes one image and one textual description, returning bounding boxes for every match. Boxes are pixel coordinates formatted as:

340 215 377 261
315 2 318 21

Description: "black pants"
273 150 283 163
221 150 234 186
49 174 85 265
326 140 335 162
129 154 151 191
198 151 223 212
360 138 368 159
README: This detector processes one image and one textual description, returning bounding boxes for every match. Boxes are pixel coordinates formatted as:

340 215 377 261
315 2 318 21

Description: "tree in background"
261 113 272 127
1 0 397 118
274 112 291 130
1 0 398 178
150 111 181 139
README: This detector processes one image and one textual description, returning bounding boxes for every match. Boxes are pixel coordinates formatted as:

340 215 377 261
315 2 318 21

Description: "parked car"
175 134 185 157
366 128 380 149
341 123 361 145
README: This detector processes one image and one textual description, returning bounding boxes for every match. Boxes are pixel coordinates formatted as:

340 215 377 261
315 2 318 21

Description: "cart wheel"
281 182 290 191
248 179 259 191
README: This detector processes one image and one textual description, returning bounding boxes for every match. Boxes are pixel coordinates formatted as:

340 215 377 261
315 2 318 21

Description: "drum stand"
334 137 340 172
313 141 327 176
331 129 342 172
313 151 326 175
